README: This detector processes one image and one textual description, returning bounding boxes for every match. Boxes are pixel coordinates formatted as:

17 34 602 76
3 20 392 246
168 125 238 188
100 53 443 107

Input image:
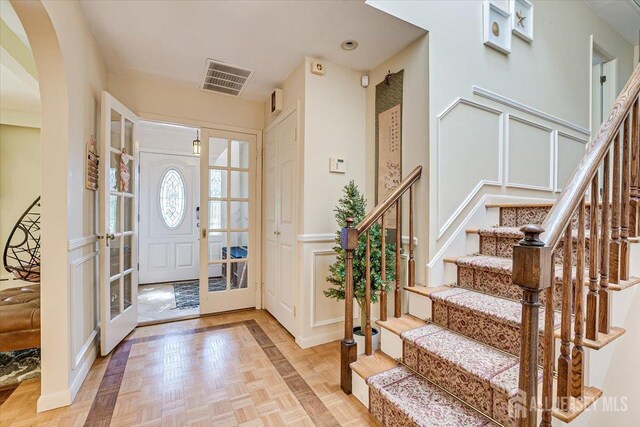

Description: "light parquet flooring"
0 309 375 427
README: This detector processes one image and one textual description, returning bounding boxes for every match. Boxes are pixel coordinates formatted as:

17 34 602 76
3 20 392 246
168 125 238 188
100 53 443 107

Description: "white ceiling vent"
202 59 254 97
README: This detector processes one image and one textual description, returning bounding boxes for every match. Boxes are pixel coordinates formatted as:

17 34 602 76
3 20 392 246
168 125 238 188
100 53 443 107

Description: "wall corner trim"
472 85 591 136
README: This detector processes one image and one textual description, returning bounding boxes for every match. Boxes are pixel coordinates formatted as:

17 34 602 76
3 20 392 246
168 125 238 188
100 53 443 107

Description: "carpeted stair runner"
363 203 609 426
367 366 499 427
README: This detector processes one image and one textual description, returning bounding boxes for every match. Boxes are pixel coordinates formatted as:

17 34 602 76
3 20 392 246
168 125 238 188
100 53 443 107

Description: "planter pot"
353 326 380 355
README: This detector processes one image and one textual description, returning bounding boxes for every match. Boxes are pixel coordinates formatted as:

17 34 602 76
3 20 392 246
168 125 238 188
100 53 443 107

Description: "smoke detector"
201 59 254 97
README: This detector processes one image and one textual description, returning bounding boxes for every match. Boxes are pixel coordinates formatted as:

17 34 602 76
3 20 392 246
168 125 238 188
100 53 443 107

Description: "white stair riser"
408 291 431 319
380 328 403 360
352 371 369 408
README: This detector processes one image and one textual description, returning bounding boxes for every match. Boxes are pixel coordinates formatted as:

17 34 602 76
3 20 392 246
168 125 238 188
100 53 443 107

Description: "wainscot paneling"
506 115 554 191
437 98 503 237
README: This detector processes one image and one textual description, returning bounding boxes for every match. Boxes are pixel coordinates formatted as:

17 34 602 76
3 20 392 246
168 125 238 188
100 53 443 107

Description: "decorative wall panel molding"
437 98 504 238
472 85 591 136
436 90 591 239
297 234 336 243
555 131 588 192
311 249 347 328
68 250 98 370
505 115 554 191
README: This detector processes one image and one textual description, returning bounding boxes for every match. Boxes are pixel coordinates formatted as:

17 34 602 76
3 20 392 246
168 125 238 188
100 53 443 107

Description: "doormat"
173 278 226 309
0 348 40 388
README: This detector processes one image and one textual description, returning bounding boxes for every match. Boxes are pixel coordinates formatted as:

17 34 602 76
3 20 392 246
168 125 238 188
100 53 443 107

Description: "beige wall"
13 0 107 412
368 0 636 261
109 73 264 131
0 124 40 287
365 35 429 287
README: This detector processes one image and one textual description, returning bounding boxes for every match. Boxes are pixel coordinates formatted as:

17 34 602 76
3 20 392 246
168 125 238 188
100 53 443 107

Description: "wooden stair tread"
609 276 640 291
350 350 397 380
554 325 625 350
405 285 452 297
375 314 426 335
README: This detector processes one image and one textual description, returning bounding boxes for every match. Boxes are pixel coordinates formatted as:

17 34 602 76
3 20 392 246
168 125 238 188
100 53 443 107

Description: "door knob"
106 233 115 240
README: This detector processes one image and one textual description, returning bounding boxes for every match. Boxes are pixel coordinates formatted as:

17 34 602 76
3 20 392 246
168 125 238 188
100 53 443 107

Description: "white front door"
99 92 139 355
199 129 257 314
263 111 298 334
139 152 199 284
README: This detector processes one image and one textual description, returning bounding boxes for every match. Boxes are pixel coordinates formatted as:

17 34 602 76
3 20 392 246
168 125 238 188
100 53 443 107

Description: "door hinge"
600 75 607 85
202 228 207 238
293 306 296 318
137 262 140 271
294 128 297 141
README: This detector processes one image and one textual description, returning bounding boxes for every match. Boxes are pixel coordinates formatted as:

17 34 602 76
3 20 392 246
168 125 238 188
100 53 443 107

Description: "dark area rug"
0 348 40 388
173 278 226 309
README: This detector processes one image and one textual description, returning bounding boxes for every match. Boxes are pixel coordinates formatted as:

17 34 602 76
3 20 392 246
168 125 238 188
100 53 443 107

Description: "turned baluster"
408 186 415 288
394 201 401 318
610 132 621 283
380 213 387 322
340 218 358 394
540 254 556 427
572 198 586 398
621 115 631 280
599 150 611 335
365 230 372 356
557 223 574 411
631 97 639 237
586 174 600 341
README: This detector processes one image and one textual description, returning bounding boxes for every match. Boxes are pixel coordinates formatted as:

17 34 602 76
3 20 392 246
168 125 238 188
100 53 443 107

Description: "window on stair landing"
159 168 186 229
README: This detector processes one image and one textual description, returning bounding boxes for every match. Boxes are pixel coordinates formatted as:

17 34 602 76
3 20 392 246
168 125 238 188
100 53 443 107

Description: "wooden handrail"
340 165 422 394
514 64 640 426
355 166 422 235
541 64 640 248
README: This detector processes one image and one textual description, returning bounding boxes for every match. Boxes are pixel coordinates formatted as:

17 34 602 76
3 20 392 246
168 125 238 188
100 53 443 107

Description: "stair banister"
340 165 422 394
513 63 640 427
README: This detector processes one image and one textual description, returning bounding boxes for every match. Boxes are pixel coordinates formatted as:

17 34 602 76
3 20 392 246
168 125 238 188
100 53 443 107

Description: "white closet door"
263 111 298 335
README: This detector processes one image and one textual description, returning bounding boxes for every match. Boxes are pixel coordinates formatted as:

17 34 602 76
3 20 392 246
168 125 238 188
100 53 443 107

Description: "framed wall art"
510 0 534 42
483 1 511 55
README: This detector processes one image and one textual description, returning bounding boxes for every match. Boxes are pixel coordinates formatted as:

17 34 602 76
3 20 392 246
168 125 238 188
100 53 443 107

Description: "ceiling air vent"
201 59 254 97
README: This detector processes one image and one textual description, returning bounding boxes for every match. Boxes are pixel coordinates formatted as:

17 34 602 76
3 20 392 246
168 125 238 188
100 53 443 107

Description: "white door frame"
137 114 263 309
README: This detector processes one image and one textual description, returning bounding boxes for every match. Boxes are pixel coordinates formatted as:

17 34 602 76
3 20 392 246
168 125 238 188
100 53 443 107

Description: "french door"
199 129 257 314
99 92 139 355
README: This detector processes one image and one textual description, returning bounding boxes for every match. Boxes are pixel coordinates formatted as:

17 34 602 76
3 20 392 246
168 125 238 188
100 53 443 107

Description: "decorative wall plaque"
375 70 403 231
85 135 99 191
510 0 534 43
483 1 512 55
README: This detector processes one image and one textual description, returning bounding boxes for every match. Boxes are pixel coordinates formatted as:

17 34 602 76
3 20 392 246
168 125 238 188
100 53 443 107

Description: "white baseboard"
37 332 98 413
295 329 343 349
37 389 72 413
70 333 99 401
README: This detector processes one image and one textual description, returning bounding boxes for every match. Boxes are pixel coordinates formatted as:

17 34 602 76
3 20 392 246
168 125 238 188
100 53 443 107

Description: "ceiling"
585 0 640 45
0 1 40 119
79 0 425 101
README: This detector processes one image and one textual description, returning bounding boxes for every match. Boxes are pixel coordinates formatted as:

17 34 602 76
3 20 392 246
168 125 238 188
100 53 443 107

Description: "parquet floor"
0 309 375 426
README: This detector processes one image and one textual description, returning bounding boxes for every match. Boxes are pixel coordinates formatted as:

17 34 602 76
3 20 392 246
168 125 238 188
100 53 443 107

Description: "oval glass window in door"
159 169 186 228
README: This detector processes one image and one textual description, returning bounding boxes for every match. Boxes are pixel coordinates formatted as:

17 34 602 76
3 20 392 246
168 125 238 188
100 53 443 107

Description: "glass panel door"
99 92 139 355
199 129 256 314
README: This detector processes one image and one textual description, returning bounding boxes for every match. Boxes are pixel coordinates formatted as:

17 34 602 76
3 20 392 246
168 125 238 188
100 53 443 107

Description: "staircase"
341 64 640 426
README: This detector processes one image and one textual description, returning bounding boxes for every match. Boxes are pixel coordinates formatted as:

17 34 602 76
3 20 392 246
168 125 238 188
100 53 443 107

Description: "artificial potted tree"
324 181 396 354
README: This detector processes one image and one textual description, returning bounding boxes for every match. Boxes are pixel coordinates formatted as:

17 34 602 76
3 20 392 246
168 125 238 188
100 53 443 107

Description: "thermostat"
329 157 346 173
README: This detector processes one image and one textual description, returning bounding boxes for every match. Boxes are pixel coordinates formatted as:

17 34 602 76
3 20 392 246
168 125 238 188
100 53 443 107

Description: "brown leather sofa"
0 284 40 352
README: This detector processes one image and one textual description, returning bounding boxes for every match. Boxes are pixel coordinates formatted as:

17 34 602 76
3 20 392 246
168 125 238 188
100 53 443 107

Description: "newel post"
340 218 359 394
512 225 552 427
